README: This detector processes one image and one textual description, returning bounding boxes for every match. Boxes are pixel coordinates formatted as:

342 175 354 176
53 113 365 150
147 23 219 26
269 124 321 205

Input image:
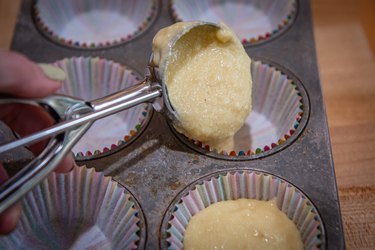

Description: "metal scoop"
0 22 219 214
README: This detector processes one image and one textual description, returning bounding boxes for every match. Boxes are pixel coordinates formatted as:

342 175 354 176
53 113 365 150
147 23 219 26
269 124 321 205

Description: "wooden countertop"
312 0 375 188
1 0 374 249
312 1 375 248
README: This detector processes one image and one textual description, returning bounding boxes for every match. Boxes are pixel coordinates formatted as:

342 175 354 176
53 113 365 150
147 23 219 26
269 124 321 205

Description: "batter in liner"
184 199 303 250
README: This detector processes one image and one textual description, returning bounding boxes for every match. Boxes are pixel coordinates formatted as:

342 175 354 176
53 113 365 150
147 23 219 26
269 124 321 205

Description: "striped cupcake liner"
33 0 159 49
170 59 309 160
53 57 152 161
169 0 297 46
160 169 325 249
0 166 146 249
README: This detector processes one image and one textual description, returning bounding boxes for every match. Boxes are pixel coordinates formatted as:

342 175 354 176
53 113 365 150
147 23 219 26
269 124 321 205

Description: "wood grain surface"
312 1 375 248
339 186 375 249
312 0 375 188
1 0 375 249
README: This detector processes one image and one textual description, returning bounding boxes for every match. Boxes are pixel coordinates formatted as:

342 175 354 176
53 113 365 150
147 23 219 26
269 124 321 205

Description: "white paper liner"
162 170 325 249
173 60 305 158
34 0 158 49
53 57 151 160
170 0 297 45
0 166 145 249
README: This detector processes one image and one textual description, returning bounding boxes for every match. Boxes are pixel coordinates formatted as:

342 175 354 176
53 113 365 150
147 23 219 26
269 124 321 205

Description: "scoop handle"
0 122 92 214
90 78 161 111
0 78 162 154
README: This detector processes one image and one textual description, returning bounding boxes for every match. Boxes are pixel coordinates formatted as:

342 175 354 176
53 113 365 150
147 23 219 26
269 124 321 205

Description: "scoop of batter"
152 22 252 151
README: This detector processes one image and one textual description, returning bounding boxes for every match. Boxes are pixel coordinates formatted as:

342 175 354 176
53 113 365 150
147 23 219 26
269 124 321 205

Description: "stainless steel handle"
0 79 162 154
0 122 92 214
90 78 156 111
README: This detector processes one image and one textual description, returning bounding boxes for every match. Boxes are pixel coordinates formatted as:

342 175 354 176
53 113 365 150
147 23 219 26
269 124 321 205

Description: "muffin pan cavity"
170 0 297 45
34 0 159 49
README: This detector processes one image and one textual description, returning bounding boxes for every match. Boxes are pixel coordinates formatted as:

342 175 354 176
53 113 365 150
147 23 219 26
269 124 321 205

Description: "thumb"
0 50 61 98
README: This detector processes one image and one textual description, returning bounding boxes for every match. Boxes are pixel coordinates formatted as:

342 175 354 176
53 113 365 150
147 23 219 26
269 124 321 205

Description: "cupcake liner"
169 0 297 45
170 59 308 160
53 57 152 160
0 166 146 249
161 170 325 249
33 0 159 49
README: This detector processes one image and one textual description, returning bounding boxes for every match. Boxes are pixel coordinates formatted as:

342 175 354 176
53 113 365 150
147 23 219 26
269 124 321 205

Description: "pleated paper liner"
33 0 159 49
0 166 146 250
169 0 297 46
170 59 309 160
160 169 325 249
53 57 152 161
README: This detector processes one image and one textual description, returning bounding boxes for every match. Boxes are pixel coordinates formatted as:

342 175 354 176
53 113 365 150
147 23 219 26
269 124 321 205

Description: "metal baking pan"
6 0 344 249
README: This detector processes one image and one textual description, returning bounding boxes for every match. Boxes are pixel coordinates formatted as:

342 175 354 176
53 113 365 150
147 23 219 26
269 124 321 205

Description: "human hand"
0 50 75 234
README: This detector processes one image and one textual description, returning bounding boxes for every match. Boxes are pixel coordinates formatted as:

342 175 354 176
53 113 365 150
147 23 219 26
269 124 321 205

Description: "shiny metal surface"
0 79 162 154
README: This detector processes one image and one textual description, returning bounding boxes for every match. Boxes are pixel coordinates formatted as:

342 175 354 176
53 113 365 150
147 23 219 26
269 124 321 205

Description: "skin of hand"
0 50 75 234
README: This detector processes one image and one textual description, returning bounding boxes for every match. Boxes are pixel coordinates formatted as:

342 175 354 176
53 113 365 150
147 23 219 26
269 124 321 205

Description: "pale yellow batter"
152 22 252 151
184 199 303 250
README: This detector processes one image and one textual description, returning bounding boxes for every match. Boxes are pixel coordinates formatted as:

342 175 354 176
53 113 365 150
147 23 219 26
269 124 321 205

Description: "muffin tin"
6 0 344 249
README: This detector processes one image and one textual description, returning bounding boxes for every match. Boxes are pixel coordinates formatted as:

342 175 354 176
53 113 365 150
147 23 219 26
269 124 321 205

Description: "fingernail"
38 63 66 81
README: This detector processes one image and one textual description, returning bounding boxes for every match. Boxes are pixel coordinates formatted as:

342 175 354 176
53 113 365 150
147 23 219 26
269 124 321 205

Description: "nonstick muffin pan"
3 0 344 249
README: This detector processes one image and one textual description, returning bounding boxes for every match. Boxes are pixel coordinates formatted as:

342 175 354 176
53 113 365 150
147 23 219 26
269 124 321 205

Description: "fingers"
0 103 55 155
0 164 8 183
0 50 61 98
0 203 21 235
0 51 74 235
0 152 75 235
55 152 76 173
0 157 74 236
0 164 22 235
